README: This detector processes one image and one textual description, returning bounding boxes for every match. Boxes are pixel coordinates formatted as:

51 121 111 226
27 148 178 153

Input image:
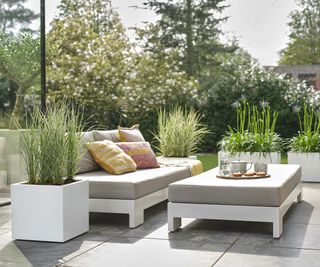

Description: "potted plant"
11 103 89 242
219 100 282 165
154 106 209 159
288 105 320 182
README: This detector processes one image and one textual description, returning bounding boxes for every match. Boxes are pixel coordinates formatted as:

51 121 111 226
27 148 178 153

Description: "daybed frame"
168 182 303 238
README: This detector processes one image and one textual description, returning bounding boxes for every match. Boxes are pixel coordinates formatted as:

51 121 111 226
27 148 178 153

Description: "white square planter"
11 180 89 242
288 152 320 182
218 151 281 164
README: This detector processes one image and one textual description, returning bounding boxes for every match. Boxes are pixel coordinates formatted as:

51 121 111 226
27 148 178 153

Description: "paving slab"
0 205 11 229
236 221 320 250
63 237 230 267
0 232 33 266
213 244 320 267
284 201 320 225
123 218 250 244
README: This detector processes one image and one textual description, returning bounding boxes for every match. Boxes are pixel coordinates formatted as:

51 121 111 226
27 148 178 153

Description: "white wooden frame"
90 188 168 228
168 182 303 238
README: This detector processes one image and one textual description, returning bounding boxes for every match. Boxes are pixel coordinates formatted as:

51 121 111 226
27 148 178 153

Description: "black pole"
40 0 46 113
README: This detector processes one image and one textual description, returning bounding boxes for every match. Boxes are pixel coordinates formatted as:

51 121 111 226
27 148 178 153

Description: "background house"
265 65 320 90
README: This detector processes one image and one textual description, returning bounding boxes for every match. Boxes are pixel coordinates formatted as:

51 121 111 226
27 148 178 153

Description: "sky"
26 0 298 66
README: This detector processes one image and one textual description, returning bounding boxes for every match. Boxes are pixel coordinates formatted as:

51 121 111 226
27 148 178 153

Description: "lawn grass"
197 154 218 171
198 153 288 172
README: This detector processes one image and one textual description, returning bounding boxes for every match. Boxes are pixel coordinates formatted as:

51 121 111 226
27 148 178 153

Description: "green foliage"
289 105 320 152
197 154 218 171
220 101 282 154
47 0 131 129
143 0 235 77
123 47 199 140
154 107 210 157
279 0 320 65
16 102 85 185
0 33 40 125
200 53 312 151
0 0 39 34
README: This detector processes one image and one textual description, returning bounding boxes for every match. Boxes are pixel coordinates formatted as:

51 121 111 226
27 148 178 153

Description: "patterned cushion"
118 124 145 142
76 132 100 174
87 140 137 175
116 142 160 169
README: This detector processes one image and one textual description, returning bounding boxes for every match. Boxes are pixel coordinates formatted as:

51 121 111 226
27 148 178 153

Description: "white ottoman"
168 164 302 238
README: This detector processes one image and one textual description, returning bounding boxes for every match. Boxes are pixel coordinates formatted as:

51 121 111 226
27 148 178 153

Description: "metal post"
40 0 46 113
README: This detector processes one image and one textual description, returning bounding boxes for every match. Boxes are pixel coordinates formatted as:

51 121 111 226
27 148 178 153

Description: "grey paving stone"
123 218 249 244
300 183 320 206
236 221 320 250
0 232 33 265
214 244 320 267
13 238 103 267
63 237 230 267
284 201 320 225
0 205 11 229
0 228 9 235
0 262 32 267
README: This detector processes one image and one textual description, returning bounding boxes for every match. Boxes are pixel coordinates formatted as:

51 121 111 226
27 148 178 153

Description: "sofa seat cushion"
169 164 301 207
75 166 191 200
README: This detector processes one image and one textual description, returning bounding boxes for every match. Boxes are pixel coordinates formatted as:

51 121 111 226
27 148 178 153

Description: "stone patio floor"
0 183 320 267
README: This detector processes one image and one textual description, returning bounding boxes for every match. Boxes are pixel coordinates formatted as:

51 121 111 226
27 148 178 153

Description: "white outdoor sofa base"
90 188 168 228
168 164 302 238
76 167 191 228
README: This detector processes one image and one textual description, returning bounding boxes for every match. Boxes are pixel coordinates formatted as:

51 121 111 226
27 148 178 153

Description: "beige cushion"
169 164 301 207
93 129 119 142
76 132 100 174
75 166 191 200
118 124 145 142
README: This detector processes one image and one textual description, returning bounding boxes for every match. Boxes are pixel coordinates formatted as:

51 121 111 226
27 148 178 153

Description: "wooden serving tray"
216 174 271 180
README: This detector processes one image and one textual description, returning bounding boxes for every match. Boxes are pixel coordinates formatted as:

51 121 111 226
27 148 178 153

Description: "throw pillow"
118 124 145 142
87 140 137 175
76 132 100 174
92 129 119 142
116 142 160 169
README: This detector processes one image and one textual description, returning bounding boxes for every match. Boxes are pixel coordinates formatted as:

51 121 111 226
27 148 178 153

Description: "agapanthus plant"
220 99 282 154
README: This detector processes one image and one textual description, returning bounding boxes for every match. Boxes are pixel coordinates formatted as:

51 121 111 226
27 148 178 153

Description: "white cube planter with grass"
218 151 281 164
11 180 89 242
288 152 320 182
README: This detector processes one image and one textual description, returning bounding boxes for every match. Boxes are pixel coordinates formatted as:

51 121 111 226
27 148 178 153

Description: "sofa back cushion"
87 140 137 175
118 124 145 142
76 132 100 174
116 142 160 169
93 129 119 142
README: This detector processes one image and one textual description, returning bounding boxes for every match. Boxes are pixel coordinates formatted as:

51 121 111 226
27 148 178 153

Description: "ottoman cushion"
169 164 301 207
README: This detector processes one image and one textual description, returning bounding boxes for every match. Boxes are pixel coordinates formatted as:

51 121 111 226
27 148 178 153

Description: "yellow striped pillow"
87 140 137 175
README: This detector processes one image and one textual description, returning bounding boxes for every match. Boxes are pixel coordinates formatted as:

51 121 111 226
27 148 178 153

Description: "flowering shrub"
200 57 317 151
46 2 132 128
122 50 199 139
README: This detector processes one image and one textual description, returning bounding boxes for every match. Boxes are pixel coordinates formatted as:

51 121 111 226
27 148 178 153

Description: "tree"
279 0 320 65
123 48 199 140
143 0 235 77
47 0 132 128
0 0 38 34
0 33 40 126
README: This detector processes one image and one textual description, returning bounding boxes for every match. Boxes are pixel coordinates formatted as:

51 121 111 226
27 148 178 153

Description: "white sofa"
75 130 192 228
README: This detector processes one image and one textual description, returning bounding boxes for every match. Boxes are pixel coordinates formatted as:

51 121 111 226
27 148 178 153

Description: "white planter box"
11 180 89 242
288 152 320 182
218 151 281 164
